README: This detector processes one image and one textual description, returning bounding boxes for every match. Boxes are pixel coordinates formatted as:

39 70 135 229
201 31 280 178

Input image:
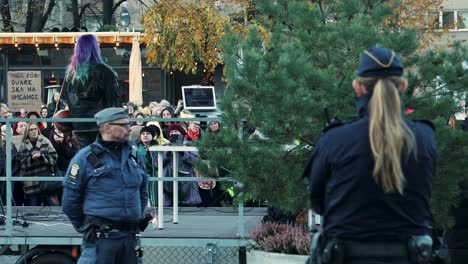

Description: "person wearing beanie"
136 125 160 207
208 121 221 135
167 123 186 136
145 118 169 145
305 48 436 263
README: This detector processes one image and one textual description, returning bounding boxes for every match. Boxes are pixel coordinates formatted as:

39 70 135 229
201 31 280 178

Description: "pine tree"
196 0 468 228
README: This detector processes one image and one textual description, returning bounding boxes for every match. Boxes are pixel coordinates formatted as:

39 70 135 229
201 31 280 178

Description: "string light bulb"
13 36 18 48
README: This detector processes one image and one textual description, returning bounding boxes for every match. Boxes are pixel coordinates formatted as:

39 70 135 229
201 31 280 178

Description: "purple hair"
65 34 104 84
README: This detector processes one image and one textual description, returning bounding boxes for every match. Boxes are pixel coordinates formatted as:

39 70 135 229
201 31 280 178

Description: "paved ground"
0 255 19 264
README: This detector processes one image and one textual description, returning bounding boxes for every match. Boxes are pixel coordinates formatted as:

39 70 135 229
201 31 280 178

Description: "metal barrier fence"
143 245 239 264
0 116 254 264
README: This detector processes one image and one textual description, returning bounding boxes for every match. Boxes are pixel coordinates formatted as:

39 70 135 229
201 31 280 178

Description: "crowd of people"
0 98 229 208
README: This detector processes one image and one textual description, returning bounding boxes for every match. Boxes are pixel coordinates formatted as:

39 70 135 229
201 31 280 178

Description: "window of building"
442 11 455 29
457 11 468 29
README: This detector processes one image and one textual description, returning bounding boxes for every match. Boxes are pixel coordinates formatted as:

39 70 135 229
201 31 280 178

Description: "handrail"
0 116 248 240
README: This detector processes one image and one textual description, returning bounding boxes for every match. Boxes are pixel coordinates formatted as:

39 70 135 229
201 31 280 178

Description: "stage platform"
0 206 267 247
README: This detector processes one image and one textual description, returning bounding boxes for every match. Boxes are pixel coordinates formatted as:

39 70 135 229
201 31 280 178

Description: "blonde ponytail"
360 77 416 194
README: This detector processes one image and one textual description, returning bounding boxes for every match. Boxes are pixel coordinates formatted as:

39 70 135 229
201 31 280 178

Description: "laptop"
181 86 221 117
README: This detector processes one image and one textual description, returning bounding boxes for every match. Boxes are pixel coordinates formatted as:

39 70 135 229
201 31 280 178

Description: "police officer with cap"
305 48 437 264
62 107 149 264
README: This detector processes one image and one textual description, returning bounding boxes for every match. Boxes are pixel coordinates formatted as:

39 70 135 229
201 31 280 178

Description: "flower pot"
247 249 308 264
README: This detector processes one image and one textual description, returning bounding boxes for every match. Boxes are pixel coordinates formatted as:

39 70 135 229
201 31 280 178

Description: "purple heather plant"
250 222 310 255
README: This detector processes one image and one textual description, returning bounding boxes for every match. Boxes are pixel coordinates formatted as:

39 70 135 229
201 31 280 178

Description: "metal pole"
173 151 178 224
5 120 13 235
157 151 164 229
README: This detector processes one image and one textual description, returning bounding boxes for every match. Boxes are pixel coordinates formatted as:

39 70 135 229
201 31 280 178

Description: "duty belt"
342 241 408 259
84 215 140 233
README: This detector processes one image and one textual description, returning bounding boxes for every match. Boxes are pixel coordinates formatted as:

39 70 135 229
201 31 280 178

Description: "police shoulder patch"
68 164 79 179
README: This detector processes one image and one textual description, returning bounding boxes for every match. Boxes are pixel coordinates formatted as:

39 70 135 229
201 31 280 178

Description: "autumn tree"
143 0 227 84
385 0 445 49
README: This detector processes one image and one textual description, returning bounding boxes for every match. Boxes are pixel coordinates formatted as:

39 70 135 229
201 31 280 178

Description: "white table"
148 145 198 229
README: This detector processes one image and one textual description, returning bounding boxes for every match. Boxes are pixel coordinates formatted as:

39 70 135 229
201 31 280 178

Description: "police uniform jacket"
306 94 436 242
62 139 148 230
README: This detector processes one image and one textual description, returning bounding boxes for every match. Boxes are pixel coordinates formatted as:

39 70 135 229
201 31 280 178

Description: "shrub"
250 222 310 255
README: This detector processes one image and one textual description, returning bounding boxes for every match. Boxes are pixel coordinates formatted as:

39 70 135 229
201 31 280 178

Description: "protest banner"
7 71 42 112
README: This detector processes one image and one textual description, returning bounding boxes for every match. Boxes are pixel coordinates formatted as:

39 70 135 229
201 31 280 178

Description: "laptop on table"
181 86 221 117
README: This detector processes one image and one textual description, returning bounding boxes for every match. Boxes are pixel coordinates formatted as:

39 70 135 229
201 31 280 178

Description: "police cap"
358 48 403 77
94 107 128 125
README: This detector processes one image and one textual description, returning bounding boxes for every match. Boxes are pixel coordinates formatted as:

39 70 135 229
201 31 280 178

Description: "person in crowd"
48 126 79 175
62 34 122 148
17 122 59 206
13 121 27 136
48 125 79 202
126 102 137 118
145 120 169 145
62 107 148 264
1 124 24 206
174 99 184 116
40 106 49 118
194 120 227 207
11 121 28 149
148 102 158 114
4 112 13 119
158 99 172 110
1 124 10 143
39 106 52 135
184 121 201 142
47 92 66 115
128 110 148 143
26 111 46 131
1 103 9 118
140 107 151 118
305 48 436 264
132 110 147 127
136 126 160 207
461 116 468 131
137 126 159 171
162 123 200 207
159 107 176 139
151 106 163 118
208 121 221 135
17 108 26 118
3 111 13 119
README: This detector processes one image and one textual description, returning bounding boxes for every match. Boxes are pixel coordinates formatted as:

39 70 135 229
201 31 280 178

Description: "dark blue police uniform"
305 48 437 264
62 108 148 264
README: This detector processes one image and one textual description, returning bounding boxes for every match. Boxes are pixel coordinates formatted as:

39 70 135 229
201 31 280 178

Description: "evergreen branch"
412 84 468 101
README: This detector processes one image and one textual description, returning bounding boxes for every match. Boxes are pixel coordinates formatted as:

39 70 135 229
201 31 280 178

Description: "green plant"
250 221 309 255
196 0 468 230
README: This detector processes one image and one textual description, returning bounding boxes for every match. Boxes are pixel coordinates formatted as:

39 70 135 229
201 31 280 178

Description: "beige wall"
442 0 468 10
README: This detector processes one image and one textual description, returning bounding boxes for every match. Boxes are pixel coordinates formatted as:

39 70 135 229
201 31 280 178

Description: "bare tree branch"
41 0 56 29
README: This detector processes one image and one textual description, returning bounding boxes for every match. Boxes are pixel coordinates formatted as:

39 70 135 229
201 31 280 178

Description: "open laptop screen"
182 86 217 110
